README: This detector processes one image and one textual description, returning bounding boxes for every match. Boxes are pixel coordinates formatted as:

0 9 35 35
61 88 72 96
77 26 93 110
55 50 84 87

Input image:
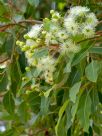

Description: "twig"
0 57 9 64
0 19 42 31
98 20 102 25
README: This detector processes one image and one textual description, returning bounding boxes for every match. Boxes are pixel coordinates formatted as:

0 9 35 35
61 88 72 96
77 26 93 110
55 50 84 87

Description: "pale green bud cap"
21 45 30 51
25 67 30 72
42 31 47 35
22 77 29 81
16 40 21 45
50 10 54 14
24 34 30 39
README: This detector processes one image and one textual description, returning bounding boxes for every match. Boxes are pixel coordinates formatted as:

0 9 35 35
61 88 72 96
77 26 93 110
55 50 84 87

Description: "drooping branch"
0 57 10 64
98 20 102 25
0 19 42 31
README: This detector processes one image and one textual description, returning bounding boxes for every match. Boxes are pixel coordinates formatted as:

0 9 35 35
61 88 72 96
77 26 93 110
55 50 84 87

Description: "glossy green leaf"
77 92 92 132
71 86 84 123
9 59 21 96
69 81 81 103
89 47 102 54
28 0 40 7
33 48 48 59
55 100 69 136
66 103 72 129
57 115 67 136
72 42 92 66
3 91 15 114
85 60 100 82
90 89 99 113
0 70 8 92
28 92 41 114
18 101 30 123
40 96 49 115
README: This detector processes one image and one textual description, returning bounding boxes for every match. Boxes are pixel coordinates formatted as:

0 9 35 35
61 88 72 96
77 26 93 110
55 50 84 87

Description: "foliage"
0 0 102 136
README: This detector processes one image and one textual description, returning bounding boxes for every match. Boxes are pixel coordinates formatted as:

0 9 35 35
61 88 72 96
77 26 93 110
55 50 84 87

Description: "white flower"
45 24 60 45
25 51 35 66
37 56 55 84
82 25 95 38
26 39 36 46
86 13 98 27
50 24 59 33
56 30 68 41
70 6 90 17
45 32 58 46
27 24 42 38
60 40 80 53
44 71 53 84
45 32 52 46
37 56 55 71
64 17 79 35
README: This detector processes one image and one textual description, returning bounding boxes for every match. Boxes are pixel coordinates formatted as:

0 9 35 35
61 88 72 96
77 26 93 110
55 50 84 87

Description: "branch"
0 19 42 31
98 20 102 25
0 57 10 64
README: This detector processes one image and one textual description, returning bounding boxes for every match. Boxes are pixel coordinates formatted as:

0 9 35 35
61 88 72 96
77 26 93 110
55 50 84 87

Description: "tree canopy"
0 0 102 136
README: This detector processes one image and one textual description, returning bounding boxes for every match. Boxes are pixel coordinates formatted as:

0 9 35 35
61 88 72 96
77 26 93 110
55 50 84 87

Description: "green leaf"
18 101 30 123
0 129 14 136
71 88 83 123
55 100 69 136
57 116 67 136
66 103 72 129
3 91 15 114
0 70 8 92
33 48 48 59
40 96 49 115
64 61 71 73
28 92 41 114
90 89 99 113
97 70 102 93
64 54 74 73
85 60 100 82
28 0 40 7
44 85 55 97
9 59 21 96
93 104 102 135
77 91 92 132
72 42 92 66
68 68 81 86
69 81 81 103
89 47 102 54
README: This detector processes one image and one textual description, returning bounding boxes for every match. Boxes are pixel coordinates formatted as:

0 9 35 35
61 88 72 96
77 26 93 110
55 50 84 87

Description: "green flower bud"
22 77 29 81
16 40 20 45
24 34 30 39
26 90 31 95
21 45 30 51
44 18 49 22
25 67 30 72
36 38 41 44
42 31 46 35
50 10 54 14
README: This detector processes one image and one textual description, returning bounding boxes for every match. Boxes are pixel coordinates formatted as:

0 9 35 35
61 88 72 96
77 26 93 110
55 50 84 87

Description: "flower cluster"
16 6 98 84
64 6 98 38
37 56 55 83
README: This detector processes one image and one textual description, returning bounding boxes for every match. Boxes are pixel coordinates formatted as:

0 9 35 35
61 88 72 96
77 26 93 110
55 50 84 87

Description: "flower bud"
24 34 30 39
25 67 30 72
50 10 54 14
